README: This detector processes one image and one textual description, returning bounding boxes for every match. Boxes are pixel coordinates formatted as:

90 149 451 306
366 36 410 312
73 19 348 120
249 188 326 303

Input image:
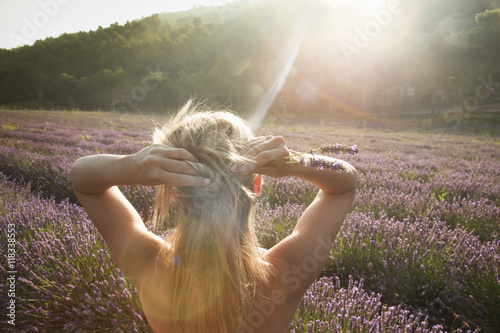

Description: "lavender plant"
271 143 360 173
324 212 499 331
0 174 152 332
290 276 456 332
0 110 498 332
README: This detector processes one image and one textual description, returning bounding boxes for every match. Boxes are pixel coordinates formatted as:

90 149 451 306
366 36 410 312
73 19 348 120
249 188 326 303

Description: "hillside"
158 0 262 25
0 0 498 119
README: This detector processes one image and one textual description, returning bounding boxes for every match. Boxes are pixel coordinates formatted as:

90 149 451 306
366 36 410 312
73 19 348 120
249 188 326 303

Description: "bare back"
138 251 301 333
138 188 355 333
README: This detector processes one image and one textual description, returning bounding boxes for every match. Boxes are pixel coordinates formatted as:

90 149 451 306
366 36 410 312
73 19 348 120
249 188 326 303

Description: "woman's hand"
126 144 210 187
233 136 294 178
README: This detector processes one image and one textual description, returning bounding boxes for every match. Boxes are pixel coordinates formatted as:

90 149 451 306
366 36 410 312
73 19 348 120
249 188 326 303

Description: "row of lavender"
258 125 500 331
0 173 150 332
1 111 499 332
0 174 448 332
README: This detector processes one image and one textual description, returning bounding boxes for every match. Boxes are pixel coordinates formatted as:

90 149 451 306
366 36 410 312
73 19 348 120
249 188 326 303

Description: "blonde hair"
149 101 270 332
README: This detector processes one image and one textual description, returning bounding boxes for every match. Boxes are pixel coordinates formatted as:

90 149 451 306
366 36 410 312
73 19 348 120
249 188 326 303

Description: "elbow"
344 164 358 194
70 158 83 192
350 166 358 191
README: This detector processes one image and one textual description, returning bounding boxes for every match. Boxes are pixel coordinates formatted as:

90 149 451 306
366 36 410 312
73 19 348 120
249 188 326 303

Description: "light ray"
248 11 312 126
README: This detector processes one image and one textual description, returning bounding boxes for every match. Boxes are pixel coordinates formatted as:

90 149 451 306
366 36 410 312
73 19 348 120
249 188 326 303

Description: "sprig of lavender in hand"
274 143 360 173
315 143 360 155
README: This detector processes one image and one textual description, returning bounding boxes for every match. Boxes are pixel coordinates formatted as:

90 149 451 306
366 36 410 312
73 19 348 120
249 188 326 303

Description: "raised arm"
239 136 357 299
70 144 210 284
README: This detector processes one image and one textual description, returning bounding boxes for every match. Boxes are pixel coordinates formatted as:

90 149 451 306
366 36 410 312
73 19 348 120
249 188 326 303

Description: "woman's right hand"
126 144 210 187
234 136 295 178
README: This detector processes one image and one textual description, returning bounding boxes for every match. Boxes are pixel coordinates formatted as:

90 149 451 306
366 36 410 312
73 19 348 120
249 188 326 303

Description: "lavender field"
1 110 499 332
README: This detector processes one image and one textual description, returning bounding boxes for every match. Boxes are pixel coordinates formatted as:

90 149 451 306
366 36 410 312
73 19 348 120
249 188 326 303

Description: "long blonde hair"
149 101 270 332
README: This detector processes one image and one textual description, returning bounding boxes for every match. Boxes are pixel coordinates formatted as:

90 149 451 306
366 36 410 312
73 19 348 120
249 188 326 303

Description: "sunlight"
248 10 311 126
321 0 387 14
247 0 408 125
357 0 387 13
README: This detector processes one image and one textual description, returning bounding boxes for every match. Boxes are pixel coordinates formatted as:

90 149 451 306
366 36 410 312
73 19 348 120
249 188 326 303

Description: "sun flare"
321 0 388 15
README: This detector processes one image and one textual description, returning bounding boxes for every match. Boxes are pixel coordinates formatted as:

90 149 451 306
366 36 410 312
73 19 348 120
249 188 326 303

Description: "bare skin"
71 136 357 332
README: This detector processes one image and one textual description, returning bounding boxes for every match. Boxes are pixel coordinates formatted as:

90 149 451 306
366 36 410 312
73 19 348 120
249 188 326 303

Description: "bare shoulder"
228 256 303 333
264 189 355 300
240 190 355 331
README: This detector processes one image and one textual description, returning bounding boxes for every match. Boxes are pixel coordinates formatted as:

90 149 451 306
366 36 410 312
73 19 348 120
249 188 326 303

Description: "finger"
248 135 273 146
234 137 285 173
148 145 201 176
243 136 284 160
161 159 200 177
238 136 269 155
162 171 211 187
242 146 289 173
246 136 270 146
229 136 271 171
157 146 200 163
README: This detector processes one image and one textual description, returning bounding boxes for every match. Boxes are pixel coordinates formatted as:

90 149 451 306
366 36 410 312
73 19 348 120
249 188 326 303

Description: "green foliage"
0 0 499 117
476 8 500 27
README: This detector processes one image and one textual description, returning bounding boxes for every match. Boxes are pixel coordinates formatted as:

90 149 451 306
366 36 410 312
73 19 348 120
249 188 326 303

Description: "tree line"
0 0 499 118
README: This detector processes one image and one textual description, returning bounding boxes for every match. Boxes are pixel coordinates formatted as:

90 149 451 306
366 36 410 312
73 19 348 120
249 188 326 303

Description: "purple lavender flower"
0 110 497 333
300 157 347 173
274 143 359 174
318 143 360 155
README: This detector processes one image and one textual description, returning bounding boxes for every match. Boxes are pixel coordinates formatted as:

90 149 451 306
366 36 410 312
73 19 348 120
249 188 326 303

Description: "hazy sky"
0 0 239 49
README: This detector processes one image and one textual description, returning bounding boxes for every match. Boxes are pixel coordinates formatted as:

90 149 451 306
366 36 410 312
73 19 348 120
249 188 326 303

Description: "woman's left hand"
234 136 293 178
